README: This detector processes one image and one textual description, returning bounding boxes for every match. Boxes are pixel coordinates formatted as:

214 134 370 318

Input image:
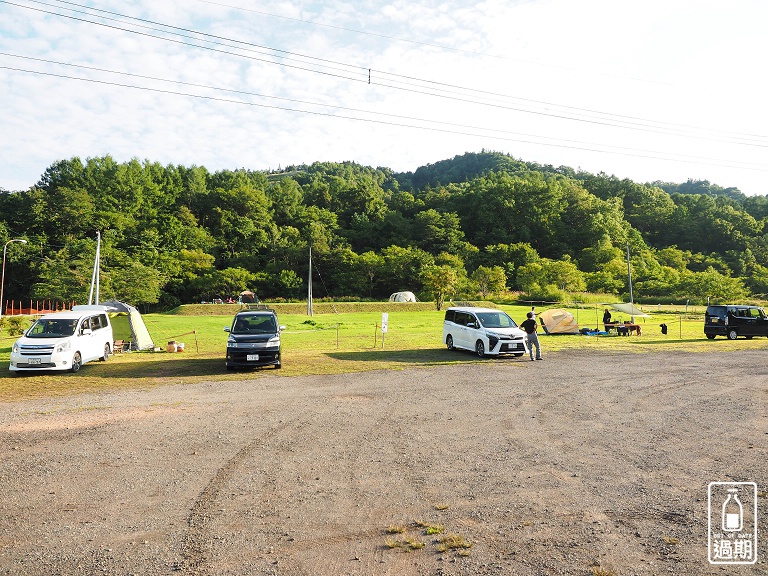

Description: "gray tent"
100 300 155 351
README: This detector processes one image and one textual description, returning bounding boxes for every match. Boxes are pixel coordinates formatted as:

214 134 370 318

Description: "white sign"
381 313 388 333
708 481 758 564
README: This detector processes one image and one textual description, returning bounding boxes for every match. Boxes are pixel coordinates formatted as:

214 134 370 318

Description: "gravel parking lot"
1 350 766 575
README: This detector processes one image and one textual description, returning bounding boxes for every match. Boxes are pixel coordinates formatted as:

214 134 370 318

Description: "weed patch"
435 533 473 553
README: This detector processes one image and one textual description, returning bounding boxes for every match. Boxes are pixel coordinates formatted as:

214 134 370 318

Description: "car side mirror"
467 322 476 328
81 328 92 335
223 327 231 332
279 325 286 331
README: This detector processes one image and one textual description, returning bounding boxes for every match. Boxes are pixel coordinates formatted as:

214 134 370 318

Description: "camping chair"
113 340 125 354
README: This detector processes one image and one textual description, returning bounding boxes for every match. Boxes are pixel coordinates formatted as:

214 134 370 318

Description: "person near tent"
520 311 542 361
603 308 612 331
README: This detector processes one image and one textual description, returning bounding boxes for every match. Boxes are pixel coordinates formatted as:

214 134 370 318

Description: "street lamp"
1 239 28 318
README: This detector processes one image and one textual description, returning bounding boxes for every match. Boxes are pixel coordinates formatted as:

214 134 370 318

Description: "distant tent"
539 308 579 334
100 300 155 351
239 291 258 303
609 302 650 318
389 291 418 302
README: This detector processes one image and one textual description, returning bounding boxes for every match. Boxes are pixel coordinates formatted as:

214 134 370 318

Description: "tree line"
1 151 766 310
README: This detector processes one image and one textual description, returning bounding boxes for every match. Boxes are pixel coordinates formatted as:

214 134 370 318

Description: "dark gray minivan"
224 309 284 369
704 304 768 340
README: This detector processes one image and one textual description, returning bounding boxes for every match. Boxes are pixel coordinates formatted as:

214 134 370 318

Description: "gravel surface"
1 350 766 575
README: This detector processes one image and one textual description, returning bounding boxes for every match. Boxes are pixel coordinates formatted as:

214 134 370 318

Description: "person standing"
603 308 612 331
520 311 542 361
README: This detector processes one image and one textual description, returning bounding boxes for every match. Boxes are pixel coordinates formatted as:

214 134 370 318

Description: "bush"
522 285 569 303
0 316 31 336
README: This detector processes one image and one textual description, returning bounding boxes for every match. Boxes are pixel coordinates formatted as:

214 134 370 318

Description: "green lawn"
1 304 765 401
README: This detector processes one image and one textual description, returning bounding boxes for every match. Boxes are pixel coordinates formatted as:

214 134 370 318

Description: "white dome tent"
389 291 418 302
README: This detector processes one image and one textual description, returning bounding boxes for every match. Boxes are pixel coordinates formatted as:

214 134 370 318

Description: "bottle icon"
722 488 743 532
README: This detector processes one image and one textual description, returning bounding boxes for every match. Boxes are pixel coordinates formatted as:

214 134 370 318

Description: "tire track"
174 419 293 575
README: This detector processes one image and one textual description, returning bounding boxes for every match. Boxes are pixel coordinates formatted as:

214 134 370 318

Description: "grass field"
1 303 765 401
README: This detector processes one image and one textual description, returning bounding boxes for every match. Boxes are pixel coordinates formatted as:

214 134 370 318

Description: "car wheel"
706 334 716 339
728 329 738 340
512 353 523 357
100 343 110 361
446 334 454 350
71 352 82 373
746 335 753 339
475 340 485 358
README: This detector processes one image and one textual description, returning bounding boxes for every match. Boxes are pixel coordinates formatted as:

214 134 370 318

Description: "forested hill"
1 151 767 310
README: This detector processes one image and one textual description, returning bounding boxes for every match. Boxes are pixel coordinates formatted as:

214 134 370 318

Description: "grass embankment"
1 303 764 401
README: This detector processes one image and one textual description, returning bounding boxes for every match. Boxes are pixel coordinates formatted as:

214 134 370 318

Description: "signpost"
381 313 388 348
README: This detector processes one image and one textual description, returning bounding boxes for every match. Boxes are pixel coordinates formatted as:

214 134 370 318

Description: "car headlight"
12 342 19 354
56 340 72 353
485 331 501 339
227 336 237 348
268 335 280 345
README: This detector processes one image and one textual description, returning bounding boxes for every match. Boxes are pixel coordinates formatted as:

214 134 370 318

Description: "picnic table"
605 323 642 336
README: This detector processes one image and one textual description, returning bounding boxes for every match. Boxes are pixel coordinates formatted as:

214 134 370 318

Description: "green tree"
420 265 458 310
188 267 256 301
413 209 465 254
104 260 163 305
675 267 748 303
381 245 435 293
357 251 385 298
470 266 507 298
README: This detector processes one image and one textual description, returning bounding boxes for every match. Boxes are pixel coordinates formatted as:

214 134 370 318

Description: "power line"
191 0 677 88
3 62 766 174
7 0 768 147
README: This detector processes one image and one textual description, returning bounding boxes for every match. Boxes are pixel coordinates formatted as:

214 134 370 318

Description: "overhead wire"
6 0 768 147
3 61 766 174
2 0 767 177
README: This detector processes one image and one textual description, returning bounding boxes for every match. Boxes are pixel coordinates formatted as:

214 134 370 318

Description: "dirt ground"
0 350 766 575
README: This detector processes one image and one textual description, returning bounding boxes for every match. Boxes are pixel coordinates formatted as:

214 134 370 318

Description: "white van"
442 306 528 358
9 305 114 373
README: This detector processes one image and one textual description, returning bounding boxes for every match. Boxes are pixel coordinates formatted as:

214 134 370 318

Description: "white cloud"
1 0 766 194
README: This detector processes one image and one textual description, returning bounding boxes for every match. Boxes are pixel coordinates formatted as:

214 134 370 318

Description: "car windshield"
26 318 78 338
231 315 277 334
476 312 517 328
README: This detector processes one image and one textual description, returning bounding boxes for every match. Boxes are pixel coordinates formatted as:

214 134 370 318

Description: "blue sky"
1 0 767 194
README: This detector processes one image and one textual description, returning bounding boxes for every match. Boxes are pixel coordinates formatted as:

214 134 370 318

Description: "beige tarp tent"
539 308 579 334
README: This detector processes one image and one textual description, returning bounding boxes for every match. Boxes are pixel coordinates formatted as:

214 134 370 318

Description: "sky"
1 0 767 195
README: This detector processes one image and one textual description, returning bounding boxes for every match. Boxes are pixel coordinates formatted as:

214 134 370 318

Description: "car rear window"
233 314 277 334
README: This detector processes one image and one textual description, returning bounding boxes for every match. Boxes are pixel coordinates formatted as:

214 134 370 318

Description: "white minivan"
442 306 528 358
9 305 114 373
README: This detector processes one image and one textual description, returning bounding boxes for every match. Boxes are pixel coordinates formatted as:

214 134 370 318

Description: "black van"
224 309 285 369
704 305 768 340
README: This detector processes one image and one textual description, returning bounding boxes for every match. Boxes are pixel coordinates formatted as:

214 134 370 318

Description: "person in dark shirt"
520 311 542 361
603 308 612 331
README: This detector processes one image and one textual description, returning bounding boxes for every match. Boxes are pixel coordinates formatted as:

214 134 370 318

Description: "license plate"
28 358 42 365
247 354 260 361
